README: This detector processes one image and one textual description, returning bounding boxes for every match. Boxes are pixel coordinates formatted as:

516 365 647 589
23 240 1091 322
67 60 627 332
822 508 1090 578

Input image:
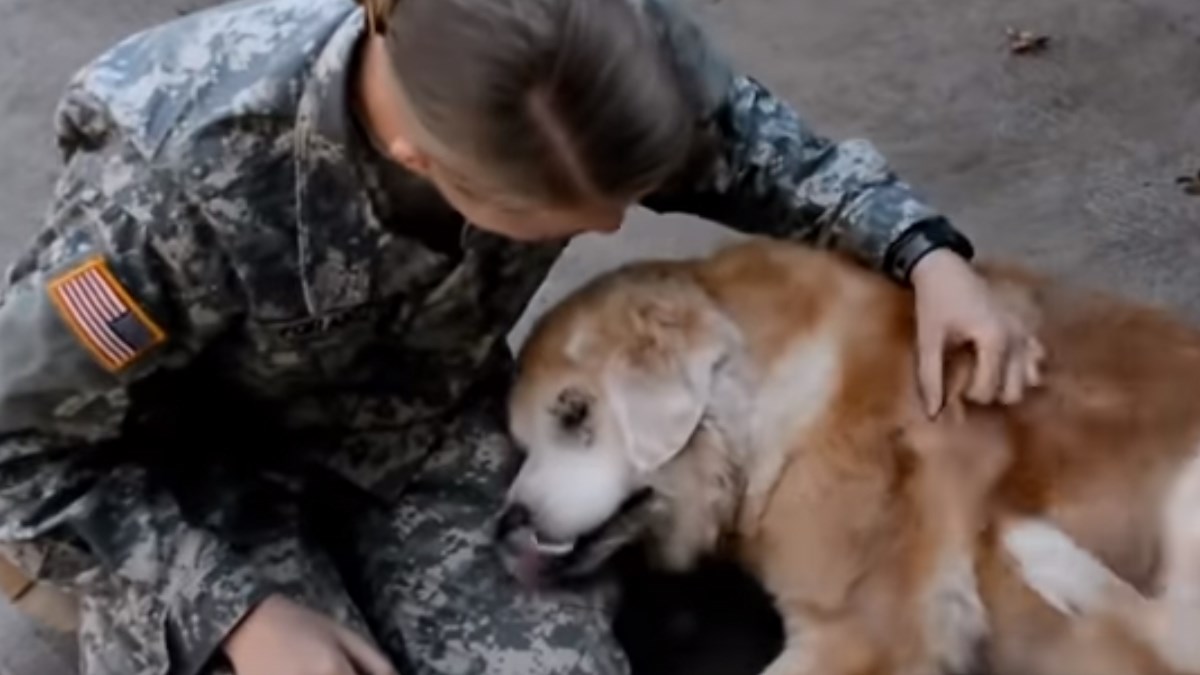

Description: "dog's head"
497 262 741 586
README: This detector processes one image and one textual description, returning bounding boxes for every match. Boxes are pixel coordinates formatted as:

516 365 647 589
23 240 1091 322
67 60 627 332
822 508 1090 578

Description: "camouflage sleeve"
639 0 973 282
0 146 271 675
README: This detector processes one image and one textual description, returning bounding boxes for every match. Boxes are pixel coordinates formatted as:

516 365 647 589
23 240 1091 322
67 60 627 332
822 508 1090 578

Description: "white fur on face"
508 388 638 542
507 285 727 549
507 441 635 542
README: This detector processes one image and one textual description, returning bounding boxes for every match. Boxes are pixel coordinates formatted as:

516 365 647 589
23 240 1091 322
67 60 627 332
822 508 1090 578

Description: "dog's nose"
497 503 533 538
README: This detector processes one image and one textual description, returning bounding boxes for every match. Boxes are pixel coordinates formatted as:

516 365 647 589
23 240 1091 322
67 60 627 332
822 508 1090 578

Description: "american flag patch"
47 257 166 372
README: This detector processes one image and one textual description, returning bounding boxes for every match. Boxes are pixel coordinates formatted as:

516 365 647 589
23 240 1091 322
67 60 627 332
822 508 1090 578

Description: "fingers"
1000 344 1026 405
1025 336 1046 388
333 624 399 675
1000 332 1047 404
967 325 1007 404
918 325 947 418
973 320 1049 407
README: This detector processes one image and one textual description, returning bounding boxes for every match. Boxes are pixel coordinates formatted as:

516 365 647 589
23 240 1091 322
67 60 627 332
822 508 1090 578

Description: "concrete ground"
1 0 1198 673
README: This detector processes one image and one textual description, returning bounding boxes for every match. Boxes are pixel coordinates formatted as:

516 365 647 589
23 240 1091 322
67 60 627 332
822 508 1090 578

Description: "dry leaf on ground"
1176 171 1200 196
1007 27 1051 55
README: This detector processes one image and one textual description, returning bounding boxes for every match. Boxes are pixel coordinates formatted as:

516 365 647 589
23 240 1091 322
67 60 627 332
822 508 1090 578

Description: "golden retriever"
496 238 1200 675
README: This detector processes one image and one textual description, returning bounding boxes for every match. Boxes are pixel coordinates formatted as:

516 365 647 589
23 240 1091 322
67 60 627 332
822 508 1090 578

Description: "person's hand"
223 594 397 675
909 248 1045 417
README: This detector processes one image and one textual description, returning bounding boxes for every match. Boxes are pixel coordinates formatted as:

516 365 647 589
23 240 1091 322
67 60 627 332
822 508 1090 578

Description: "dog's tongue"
513 546 549 588
511 534 577 588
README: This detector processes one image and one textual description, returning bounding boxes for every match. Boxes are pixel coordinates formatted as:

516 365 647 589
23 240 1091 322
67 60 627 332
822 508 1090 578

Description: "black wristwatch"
883 217 976 284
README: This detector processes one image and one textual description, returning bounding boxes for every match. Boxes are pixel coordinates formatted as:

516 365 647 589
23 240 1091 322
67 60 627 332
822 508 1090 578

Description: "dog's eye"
560 399 588 431
552 388 593 442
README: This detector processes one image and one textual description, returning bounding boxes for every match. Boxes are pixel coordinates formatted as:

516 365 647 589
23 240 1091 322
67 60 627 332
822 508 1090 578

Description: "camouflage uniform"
0 0 971 674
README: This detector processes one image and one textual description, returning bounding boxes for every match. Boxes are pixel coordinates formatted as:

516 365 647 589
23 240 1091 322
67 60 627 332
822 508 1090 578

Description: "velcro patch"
47 257 166 372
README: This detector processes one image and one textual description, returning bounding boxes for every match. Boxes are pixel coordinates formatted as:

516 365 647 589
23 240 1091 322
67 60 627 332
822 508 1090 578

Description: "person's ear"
387 137 432 175
360 34 433 175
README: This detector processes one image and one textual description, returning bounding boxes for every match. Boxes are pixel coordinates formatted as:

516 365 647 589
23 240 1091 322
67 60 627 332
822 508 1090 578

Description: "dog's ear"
602 301 727 474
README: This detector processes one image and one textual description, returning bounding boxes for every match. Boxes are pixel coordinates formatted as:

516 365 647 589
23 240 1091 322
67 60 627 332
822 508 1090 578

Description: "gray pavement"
1 0 1199 672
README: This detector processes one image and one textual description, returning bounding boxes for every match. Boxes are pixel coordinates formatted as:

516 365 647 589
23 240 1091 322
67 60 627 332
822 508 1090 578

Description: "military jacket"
0 0 959 668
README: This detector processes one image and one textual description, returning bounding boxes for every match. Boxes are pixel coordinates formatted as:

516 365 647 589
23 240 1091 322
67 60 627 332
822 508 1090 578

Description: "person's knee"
399 584 629 675
465 605 630 675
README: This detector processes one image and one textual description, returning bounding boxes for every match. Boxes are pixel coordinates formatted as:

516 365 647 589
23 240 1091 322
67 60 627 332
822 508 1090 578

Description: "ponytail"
359 0 396 34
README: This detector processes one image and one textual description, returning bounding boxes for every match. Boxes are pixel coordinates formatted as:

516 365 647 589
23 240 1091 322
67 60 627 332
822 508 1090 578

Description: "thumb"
918 323 946 418
334 624 398 675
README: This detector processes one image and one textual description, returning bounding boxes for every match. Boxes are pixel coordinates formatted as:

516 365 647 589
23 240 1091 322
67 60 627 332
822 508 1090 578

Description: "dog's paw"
1002 519 1116 617
923 554 988 675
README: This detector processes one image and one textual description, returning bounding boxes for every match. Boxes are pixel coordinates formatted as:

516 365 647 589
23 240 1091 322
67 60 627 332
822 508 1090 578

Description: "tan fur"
510 238 1200 675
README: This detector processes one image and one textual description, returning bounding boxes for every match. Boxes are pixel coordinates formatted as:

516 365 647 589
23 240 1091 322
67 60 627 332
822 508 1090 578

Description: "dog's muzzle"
495 488 655 587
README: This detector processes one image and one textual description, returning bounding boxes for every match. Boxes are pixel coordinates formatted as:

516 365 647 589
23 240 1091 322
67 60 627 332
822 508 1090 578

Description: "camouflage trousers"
23 388 630 675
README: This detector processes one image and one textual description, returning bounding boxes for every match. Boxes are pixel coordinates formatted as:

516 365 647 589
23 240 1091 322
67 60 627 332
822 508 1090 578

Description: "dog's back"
691 239 1200 674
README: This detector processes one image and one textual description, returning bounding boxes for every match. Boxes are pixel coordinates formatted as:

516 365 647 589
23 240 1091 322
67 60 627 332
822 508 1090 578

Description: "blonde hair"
362 0 694 206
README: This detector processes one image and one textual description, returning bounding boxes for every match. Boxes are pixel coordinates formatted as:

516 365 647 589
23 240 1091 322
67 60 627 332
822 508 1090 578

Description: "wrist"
884 217 975 284
908 247 967 289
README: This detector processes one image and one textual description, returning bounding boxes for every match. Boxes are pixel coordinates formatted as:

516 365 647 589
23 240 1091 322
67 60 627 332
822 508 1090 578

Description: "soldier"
0 0 1042 674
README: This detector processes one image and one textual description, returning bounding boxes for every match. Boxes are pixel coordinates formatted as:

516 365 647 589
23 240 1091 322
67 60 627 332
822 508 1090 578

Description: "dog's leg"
1001 518 1165 675
1141 450 1200 673
1001 518 1146 618
758 614 879 675
759 612 815 675
904 406 1011 675
759 644 811 675
1005 450 1200 674
920 552 988 675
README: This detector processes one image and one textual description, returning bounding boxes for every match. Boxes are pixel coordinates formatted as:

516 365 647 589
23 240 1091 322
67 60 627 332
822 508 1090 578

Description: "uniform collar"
291 7 550 318
292 7 385 316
